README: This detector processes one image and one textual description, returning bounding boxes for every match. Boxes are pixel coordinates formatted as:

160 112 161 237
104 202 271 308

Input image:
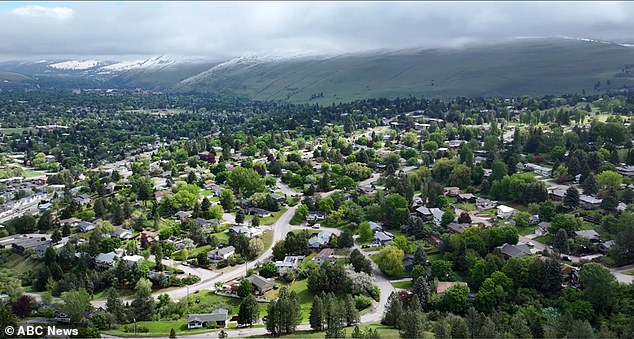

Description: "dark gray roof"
187 309 228 323
247 274 273 290
497 243 531 258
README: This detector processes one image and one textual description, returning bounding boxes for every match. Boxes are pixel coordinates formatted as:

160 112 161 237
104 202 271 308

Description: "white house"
207 246 235 261
122 255 144 267
497 205 516 219
275 255 304 273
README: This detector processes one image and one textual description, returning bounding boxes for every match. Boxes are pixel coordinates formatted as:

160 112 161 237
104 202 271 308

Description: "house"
414 206 432 217
59 217 81 227
228 226 263 238
307 211 326 222
54 310 71 324
431 208 445 226
275 255 304 273
246 207 271 218
33 241 52 258
599 240 615 254
208 246 235 261
154 191 164 202
549 189 566 201
246 274 274 294
497 243 531 259
457 193 476 203
575 230 600 242
270 193 287 205
148 271 170 286
95 252 117 269
617 164 634 177
357 186 375 195
196 218 220 230
374 231 395 246
561 264 581 288
309 231 334 249
112 227 134 240
122 255 144 267
38 202 53 213
447 223 469 234
497 205 516 219
580 195 602 210
312 248 336 266
187 309 228 329
528 215 540 225
525 163 552 177
175 210 192 221
73 194 92 206
77 221 96 233
476 198 497 210
368 221 382 233
444 187 461 197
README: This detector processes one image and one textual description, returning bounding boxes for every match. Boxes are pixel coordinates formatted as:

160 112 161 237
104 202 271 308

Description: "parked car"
312 223 321 229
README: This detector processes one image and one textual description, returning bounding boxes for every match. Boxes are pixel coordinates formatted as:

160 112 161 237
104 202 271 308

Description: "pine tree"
434 319 451 339
563 186 579 208
382 292 403 327
510 313 532 338
238 294 259 327
412 276 431 309
398 303 425 338
553 229 570 254
309 295 324 330
413 246 428 266
344 294 359 326
582 173 598 195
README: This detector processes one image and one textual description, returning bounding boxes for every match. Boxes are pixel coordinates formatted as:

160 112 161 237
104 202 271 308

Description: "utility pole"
186 285 190 316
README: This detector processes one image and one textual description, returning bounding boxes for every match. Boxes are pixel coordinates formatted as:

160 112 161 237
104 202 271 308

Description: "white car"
311 224 321 229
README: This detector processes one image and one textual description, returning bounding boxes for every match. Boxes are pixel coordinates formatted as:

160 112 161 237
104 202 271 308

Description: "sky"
1 1 634 60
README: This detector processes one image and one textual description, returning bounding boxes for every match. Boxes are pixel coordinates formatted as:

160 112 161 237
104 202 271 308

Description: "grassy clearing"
517 225 538 236
261 231 273 254
263 279 312 322
261 207 288 225
0 127 33 135
391 280 413 289
454 203 476 212
248 324 406 338
102 320 231 337
534 235 554 245
623 269 634 276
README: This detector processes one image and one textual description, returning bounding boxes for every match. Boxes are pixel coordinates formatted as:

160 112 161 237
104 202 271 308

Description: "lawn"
623 269 634 276
480 209 497 217
516 225 538 236
391 280 413 289
454 203 476 212
102 319 235 337
261 207 288 225
263 279 313 322
534 235 554 245
261 231 273 254
0 253 35 279
0 127 33 135
248 324 406 338
23 169 47 178
93 288 135 300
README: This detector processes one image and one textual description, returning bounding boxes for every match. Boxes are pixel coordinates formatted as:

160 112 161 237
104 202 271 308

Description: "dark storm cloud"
1 1 634 59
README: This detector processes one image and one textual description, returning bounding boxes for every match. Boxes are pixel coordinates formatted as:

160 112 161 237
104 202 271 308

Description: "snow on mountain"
101 56 175 72
49 60 103 70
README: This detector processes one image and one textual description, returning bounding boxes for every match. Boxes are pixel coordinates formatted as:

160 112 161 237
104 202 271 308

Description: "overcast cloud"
1 1 634 60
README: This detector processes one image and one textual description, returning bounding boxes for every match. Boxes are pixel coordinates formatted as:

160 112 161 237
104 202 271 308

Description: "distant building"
312 248 336 266
496 205 516 219
275 255 304 273
246 274 274 295
207 246 236 261
497 243 531 259
187 308 228 329
76 221 96 233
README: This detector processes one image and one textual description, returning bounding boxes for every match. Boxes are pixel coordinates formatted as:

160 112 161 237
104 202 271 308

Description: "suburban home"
561 264 581 288
112 227 134 240
368 221 383 233
575 230 600 242
275 255 305 273
414 206 433 217
312 248 336 266
246 274 274 294
207 246 236 261
187 309 228 329
617 164 634 177
73 194 92 206
528 215 540 225
447 223 469 234
148 271 170 286
122 255 144 267
228 226 263 238
580 195 602 210
457 193 476 203
431 208 445 226
307 211 326 222
309 231 334 249
175 210 193 221
444 187 461 197
95 252 117 269
496 205 516 219
497 243 531 259
77 221 96 233
524 163 553 177
357 186 375 195
246 207 271 218
599 240 615 254
548 189 566 201
374 231 395 246
54 310 71 324
270 193 287 204
196 218 220 230
59 217 81 227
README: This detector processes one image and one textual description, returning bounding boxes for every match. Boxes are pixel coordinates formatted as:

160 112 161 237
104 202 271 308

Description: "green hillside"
176 39 634 102
0 71 31 82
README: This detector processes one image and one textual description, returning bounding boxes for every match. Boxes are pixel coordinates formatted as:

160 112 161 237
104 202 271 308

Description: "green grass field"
623 269 634 276
391 280 413 289
261 207 288 225
263 279 313 322
248 324 405 338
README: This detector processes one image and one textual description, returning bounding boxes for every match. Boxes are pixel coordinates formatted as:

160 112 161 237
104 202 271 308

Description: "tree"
344 294 360 326
219 189 236 211
601 192 619 213
491 160 508 182
51 229 62 243
266 287 301 336
236 209 245 224
309 295 324 331
106 288 126 323
196 252 209 267
259 261 279 278
228 167 265 197
338 230 354 248
382 292 403 327
538 200 556 222
458 212 472 224
238 294 259 327
131 278 155 321
581 174 598 195
169 328 176 338
349 249 372 275
597 170 622 191
238 279 253 298
411 276 431 309
375 245 405 277
579 262 616 313
553 229 570 254
358 221 374 243
549 214 580 235
413 246 428 267
398 303 425 339
510 313 532 339
61 288 93 323
11 295 32 318
37 210 53 231
439 284 469 314
450 164 472 189
441 209 456 227
564 186 579 208
155 244 164 271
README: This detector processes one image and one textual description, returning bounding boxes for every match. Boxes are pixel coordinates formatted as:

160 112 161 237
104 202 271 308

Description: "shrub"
354 295 373 311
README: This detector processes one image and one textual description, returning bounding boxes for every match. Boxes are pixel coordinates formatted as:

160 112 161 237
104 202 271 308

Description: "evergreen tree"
131 278 155 321
510 313 532 338
238 294 259 327
382 292 403 327
235 209 245 224
106 288 126 323
412 276 431 309
563 186 579 208
434 319 451 339
398 303 425 338
553 229 570 254
309 295 324 331
344 294 359 326
582 174 598 195
413 246 428 267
